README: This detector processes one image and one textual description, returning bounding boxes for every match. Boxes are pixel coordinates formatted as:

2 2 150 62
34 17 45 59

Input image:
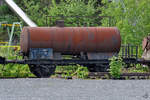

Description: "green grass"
0 47 35 77
55 65 89 79
125 64 149 73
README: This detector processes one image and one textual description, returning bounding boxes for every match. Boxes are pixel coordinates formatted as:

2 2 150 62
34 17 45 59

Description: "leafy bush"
56 65 89 79
72 65 89 78
128 64 149 73
109 56 124 79
0 47 34 77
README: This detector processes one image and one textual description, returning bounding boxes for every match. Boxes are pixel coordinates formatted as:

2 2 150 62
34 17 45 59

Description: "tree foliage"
16 0 49 26
100 0 150 55
48 0 100 26
8 0 100 26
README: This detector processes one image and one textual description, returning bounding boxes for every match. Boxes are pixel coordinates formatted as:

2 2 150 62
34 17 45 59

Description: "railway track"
88 72 150 79
55 72 150 79
0 72 150 79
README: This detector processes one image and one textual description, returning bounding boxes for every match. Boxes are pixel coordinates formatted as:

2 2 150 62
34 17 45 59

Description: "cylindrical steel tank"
20 27 121 54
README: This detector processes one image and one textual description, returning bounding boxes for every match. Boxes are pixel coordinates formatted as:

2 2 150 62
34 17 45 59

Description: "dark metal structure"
0 44 150 78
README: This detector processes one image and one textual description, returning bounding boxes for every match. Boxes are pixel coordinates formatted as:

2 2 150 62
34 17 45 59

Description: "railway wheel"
29 65 56 78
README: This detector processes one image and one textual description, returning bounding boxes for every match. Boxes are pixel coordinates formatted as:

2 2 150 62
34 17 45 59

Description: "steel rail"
4 59 110 65
88 72 150 79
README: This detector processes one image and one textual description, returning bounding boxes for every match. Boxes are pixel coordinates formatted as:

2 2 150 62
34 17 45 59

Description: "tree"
48 0 100 26
100 0 150 55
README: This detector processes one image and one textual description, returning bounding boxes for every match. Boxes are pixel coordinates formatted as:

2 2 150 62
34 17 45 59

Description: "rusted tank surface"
20 27 121 54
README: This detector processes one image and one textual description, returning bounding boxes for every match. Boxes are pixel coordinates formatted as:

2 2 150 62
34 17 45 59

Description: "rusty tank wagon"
19 27 121 77
0 26 149 78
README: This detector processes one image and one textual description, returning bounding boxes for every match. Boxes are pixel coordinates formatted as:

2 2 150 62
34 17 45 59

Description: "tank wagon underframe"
0 43 149 77
0 44 141 65
0 57 150 66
